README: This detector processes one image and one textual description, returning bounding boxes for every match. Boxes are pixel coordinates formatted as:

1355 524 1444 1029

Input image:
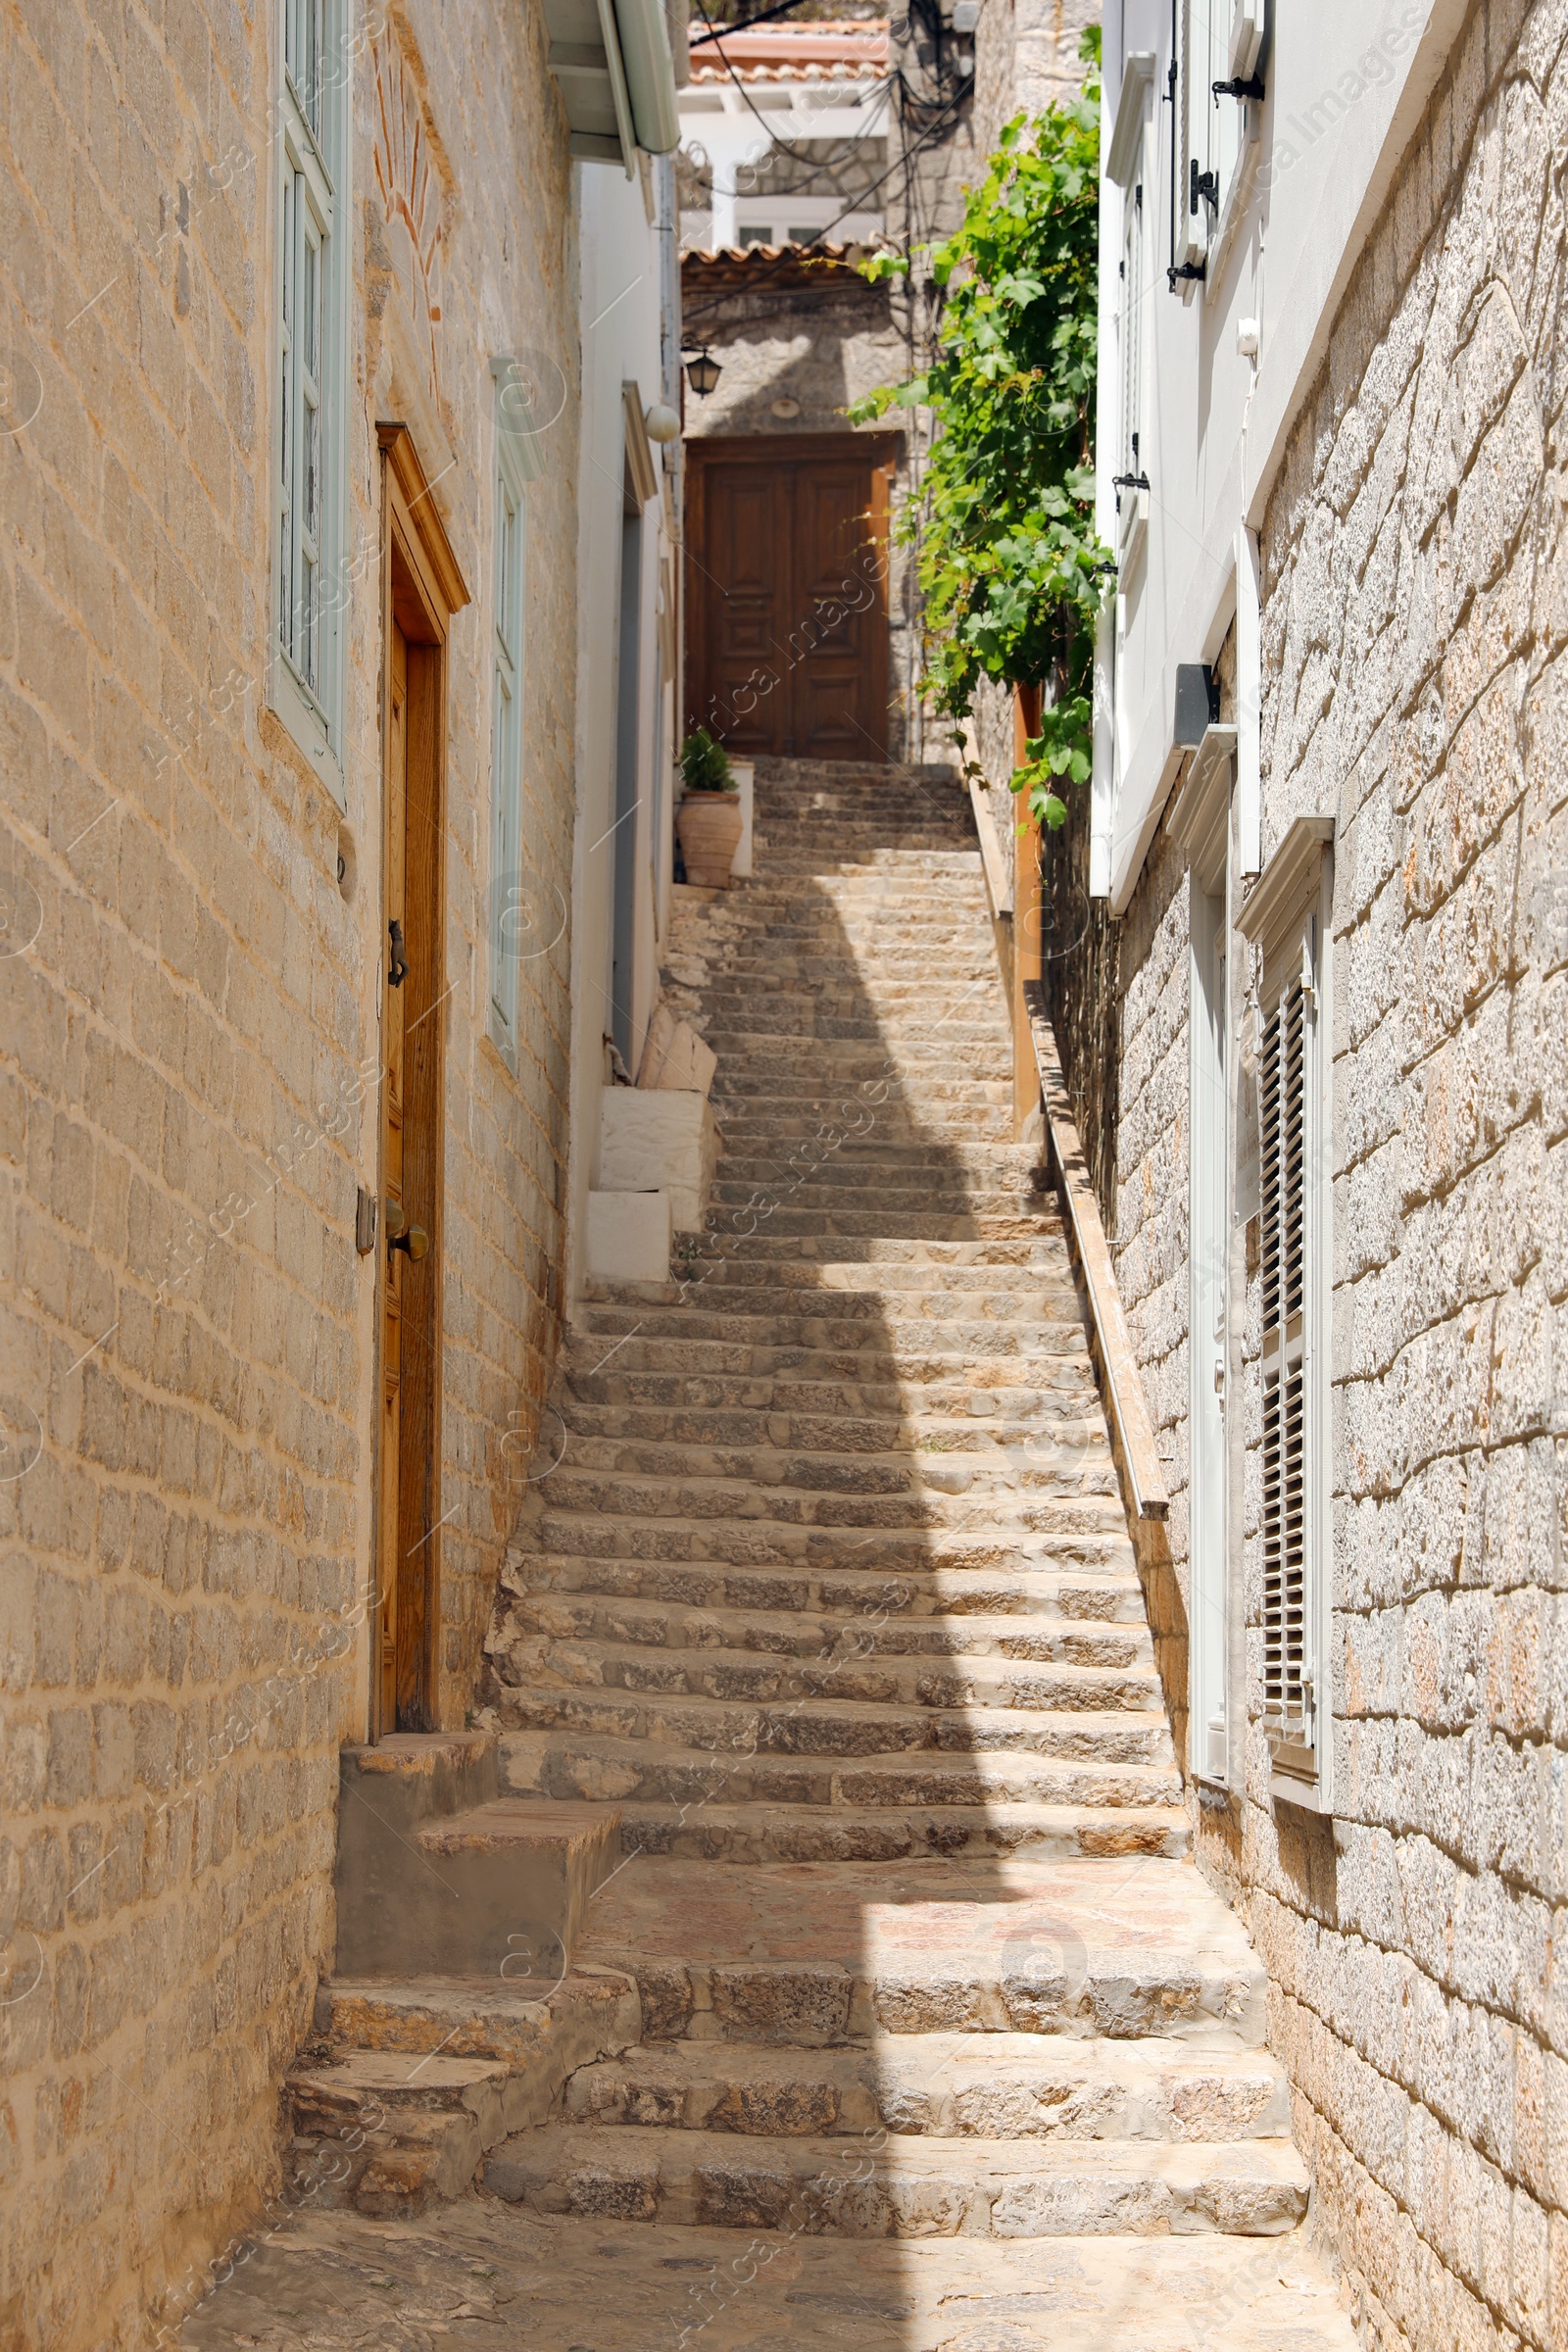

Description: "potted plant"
675 729 745 887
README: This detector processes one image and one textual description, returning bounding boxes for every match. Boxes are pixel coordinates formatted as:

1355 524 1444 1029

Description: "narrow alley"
5 4 1562 2349
178 760 1353 2349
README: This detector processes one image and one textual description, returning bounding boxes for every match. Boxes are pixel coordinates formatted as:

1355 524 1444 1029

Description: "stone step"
703 1155 1041 1192
586 1788 1185 1897
517 1523 1137 1588
530 1471 1125 1542
709 1081 1010 1111
335 1796 620 1981
531 1467 1126 1536
704 1186 1038 1219
544 1400 1111 1466
611 1788 1175 1862
700 1001 1004 1024
491 1627 1158 1714
493 1588 1155 1670
575 1304 1090 1355
580 1275 1081 1322
668 1235 1063 1265
482 2125 1309 2236
319 1968 641 2070
684 894 981 913
506 1550 1147 1623
287 1973 645 2219
576 1857 1263 2043
699 1208 1050 1242
501 1685 1171 1769
699 1048 1012 1082
720 1117 1018 1146
500 1726 1185 1814
537 1435 1115 1504
695 967 997 990
561 2034 1292 2142
559 1369 1102 1429
557 1333 1100 1394
749 833 976 854
290 2052 505 2214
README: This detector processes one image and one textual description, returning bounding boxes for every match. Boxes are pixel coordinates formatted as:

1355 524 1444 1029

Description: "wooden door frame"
684 431 899 755
372 422 469 1738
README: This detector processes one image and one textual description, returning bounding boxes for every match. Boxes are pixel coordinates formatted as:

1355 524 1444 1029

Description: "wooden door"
378 619 410 1732
372 424 469 1736
686 433 896 761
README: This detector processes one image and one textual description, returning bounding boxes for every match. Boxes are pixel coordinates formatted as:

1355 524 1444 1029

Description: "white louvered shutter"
1258 957 1317 1777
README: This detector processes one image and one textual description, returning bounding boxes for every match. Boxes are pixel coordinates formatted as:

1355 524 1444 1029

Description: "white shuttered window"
1182 0 1264 294
273 0 347 803
487 361 545 1064
489 462 525 1055
1253 866 1331 1803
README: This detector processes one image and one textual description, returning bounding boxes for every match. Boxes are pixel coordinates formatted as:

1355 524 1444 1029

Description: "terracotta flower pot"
676 792 744 887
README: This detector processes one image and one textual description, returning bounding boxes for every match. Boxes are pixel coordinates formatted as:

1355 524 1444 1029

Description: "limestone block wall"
1096 5 1568 2346
0 2 578 2346
1247 10 1568 2342
974 0 1100 161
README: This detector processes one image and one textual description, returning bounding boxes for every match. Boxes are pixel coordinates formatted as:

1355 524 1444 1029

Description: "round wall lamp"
645 403 681 443
683 346 722 399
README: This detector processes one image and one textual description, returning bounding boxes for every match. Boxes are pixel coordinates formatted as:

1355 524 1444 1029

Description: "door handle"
388 918 409 987
385 1202 429 1260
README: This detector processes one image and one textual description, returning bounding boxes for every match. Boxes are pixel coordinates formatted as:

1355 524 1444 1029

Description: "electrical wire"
675 74 966 328
688 0 826 49
689 0 890 169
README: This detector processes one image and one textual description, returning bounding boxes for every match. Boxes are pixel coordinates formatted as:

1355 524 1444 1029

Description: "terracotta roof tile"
688 16 889 82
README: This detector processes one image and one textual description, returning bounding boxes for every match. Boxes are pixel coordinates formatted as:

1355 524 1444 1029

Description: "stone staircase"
241 757 1354 2352
472 758 1350 2338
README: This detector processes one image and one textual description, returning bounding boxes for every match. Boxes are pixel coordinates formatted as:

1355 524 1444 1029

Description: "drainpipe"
1090 598 1114 900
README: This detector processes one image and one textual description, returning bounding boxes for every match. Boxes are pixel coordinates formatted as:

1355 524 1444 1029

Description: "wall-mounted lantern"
683 346 722 399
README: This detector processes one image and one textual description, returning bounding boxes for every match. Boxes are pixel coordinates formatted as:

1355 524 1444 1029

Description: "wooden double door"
685 433 896 762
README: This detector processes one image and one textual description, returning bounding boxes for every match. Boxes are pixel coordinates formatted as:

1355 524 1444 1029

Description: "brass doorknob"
385 1204 430 1260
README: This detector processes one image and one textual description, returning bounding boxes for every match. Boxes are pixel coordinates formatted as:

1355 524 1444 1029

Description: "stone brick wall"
0 2 578 2344
1248 9 1568 2341
1095 5 1568 2345
974 0 1100 162
1101 821 1194 1761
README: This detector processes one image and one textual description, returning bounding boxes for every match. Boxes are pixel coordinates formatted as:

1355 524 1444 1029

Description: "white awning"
546 0 680 173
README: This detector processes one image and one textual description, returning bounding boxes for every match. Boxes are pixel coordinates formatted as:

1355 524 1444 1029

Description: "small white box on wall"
586 1190 671 1284
600 1091 719 1232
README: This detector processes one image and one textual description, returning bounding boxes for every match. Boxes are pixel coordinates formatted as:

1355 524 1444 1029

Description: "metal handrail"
1022 981 1169 1523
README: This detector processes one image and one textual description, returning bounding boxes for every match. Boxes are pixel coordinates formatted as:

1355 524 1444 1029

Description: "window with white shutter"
1117 168 1148 558
487 361 545 1066
1175 0 1208 288
1259 975 1311 1762
1186 0 1265 296
1106 55 1153 557
271 0 349 805
1239 817 1333 1808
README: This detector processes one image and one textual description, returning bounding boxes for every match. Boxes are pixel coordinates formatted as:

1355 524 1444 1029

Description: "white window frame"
1168 722 1238 1788
270 0 350 807
1106 55 1153 566
487 360 545 1066
1240 817 1335 1812
732 197 884 249
1191 0 1265 301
